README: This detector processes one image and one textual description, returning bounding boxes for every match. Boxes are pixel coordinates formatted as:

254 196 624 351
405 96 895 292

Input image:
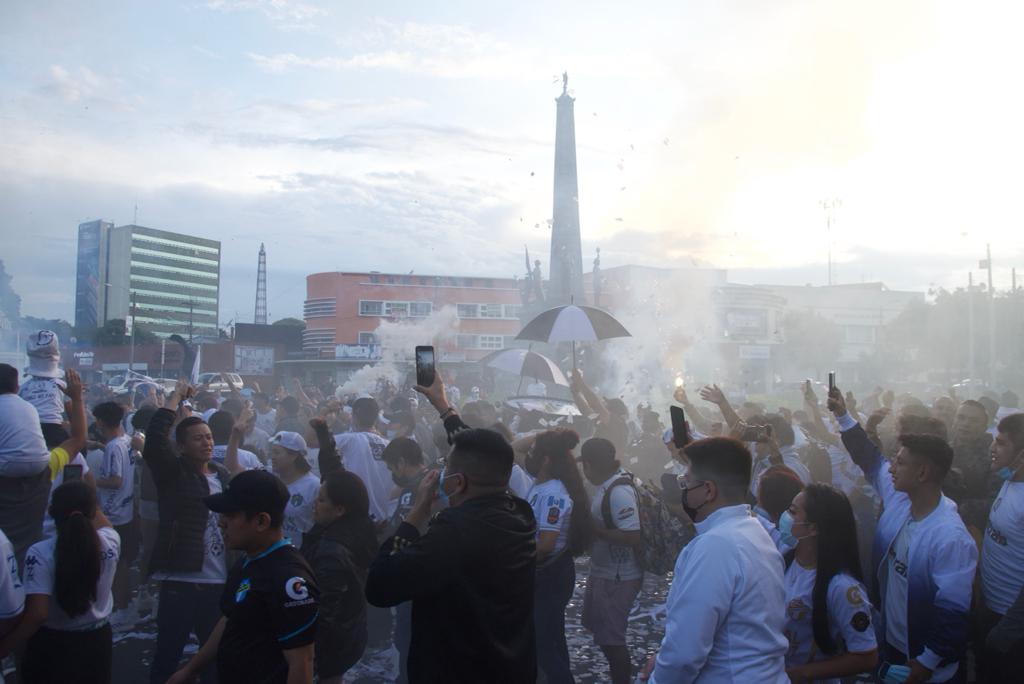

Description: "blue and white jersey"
527 478 573 563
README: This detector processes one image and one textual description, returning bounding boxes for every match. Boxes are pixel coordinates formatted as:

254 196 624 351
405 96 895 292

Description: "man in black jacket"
365 376 538 684
144 379 232 684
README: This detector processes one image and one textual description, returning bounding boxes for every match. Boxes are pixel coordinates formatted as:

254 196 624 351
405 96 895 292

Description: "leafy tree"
21 317 73 342
272 317 306 328
94 319 159 346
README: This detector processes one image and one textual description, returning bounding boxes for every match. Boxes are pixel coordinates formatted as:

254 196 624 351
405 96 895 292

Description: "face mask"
778 510 814 547
681 482 708 521
881 663 912 684
995 454 1019 481
438 467 461 507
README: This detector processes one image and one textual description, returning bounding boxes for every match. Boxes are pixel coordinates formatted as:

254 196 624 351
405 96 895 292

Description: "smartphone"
415 346 436 387
669 405 690 448
739 424 772 443
63 464 83 482
828 371 836 393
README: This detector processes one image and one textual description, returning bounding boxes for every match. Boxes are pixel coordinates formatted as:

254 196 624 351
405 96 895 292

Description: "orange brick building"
303 271 524 363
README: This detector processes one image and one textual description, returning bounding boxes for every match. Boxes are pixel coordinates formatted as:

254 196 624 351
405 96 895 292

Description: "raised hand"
826 387 847 417
699 384 727 406
62 369 83 398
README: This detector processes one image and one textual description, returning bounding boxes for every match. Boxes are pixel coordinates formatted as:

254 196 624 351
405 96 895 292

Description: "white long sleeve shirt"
651 504 789 684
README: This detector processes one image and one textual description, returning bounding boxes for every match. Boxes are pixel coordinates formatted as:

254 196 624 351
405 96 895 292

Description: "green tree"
21 317 73 342
272 317 306 328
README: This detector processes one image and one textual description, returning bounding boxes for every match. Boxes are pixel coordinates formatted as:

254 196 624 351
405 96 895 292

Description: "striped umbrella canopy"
516 304 631 343
479 348 570 387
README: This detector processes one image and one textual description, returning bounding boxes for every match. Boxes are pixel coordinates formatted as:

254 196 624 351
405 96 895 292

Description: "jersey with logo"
526 478 573 564
219 540 320 683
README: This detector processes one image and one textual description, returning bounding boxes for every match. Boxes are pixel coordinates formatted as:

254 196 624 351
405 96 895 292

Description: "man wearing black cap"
166 470 320 684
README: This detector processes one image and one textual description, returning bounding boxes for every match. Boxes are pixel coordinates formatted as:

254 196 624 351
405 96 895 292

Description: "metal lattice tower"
254 243 267 324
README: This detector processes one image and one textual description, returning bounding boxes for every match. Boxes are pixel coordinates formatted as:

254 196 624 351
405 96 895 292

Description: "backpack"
600 471 695 576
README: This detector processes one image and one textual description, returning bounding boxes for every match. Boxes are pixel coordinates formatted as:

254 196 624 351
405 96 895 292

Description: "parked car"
196 372 245 392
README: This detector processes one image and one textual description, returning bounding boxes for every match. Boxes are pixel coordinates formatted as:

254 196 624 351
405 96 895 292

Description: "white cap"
26 330 62 378
270 431 308 456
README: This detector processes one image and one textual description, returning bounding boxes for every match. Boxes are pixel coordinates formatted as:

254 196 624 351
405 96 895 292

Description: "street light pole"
128 290 137 374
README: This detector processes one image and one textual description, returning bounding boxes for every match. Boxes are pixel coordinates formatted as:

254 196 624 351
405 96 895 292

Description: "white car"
196 372 245 392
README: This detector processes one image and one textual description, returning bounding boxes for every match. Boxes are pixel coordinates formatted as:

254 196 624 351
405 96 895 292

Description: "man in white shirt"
92 401 138 614
650 437 789 684
0 528 24 638
253 393 277 436
333 397 393 523
208 411 264 471
0 364 56 567
579 438 643 684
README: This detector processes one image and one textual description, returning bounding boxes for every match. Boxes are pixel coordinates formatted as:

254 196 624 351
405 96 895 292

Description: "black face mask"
681 482 709 521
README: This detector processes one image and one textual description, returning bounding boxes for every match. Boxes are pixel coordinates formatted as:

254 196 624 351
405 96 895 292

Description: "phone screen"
669 405 690 448
828 371 836 393
415 346 436 387
63 464 83 482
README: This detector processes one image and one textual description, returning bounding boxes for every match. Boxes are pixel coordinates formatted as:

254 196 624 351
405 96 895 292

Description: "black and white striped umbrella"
479 348 570 387
516 304 631 344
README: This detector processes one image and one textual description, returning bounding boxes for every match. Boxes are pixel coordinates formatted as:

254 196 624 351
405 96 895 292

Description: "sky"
2 0 1023 325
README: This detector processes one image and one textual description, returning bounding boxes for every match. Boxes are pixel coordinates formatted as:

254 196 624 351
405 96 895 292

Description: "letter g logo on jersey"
285 576 309 601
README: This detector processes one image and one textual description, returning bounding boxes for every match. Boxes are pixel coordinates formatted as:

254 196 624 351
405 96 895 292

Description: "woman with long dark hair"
302 469 378 684
780 483 878 683
0 479 120 683
523 428 593 684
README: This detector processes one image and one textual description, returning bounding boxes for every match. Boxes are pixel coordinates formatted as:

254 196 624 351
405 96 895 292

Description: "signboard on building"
738 345 771 360
234 345 275 375
335 344 382 360
73 351 95 368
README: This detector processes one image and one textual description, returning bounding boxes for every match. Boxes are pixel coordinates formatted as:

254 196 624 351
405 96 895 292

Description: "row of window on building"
366 274 505 289
303 298 521 321
302 328 516 353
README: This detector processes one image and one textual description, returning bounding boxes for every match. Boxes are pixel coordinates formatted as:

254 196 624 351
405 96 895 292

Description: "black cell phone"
63 464 83 482
828 371 836 393
415 346 436 387
669 405 690 448
739 424 772 442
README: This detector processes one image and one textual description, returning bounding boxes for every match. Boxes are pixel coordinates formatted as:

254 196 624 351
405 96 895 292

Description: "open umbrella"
516 304 631 369
479 348 569 387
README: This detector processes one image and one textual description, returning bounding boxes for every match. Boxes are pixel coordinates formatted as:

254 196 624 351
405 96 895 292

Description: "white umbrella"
516 304 631 369
479 348 569 387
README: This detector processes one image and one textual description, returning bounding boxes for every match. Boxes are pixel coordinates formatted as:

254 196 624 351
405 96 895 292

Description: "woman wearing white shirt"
0 479 120 683
523 429 593 684
779 483 878 684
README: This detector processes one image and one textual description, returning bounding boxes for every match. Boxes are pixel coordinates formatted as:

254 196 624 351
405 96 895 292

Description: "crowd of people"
0 328 1022 684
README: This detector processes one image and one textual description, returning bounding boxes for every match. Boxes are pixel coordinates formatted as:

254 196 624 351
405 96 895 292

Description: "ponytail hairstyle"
802 483 864 655
533 429 594 557
49 480 102 618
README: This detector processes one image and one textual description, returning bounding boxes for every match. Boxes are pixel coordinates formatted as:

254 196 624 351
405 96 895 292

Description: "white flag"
190 345 201 384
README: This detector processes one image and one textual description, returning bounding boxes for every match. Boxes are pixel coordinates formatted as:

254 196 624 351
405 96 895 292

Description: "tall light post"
820 198 842 286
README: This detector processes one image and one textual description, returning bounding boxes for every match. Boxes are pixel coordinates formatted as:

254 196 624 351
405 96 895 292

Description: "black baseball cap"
204 470 289 519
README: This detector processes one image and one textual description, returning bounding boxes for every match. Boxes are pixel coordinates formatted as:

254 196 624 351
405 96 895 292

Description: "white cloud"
205 0 325 29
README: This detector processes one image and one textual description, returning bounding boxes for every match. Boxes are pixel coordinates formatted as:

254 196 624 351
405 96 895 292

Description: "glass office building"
75 222 221 338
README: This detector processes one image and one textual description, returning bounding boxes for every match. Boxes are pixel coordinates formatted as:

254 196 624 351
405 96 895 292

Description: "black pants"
534 551 576 684
971 599 1024 683
0 468 50 570
149 581 223 684
40 423 69 450
22 623 112 684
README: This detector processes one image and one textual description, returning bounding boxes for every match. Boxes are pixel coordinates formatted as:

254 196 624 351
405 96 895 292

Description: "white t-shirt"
283 472 321 545
24 526 120 630
0 394 49 477
527 479 573 563
0 529 24 620
152 473 228 584
212 444 264 471
885 519 915 655
246 426 271 462
98 435 135 526
751 449 812 499
334 431 394 522
784 563 876 680
508 463 534 499
255 408 277 436
42 452 92 539
589 470 643 581
18 376 67 424
982 480 1024 614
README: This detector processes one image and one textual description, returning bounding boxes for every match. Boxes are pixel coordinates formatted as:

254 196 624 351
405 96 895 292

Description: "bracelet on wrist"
439 407 456 420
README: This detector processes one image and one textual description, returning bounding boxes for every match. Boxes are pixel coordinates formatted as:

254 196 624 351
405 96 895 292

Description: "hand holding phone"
828 371 836 393
63 464 84 482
